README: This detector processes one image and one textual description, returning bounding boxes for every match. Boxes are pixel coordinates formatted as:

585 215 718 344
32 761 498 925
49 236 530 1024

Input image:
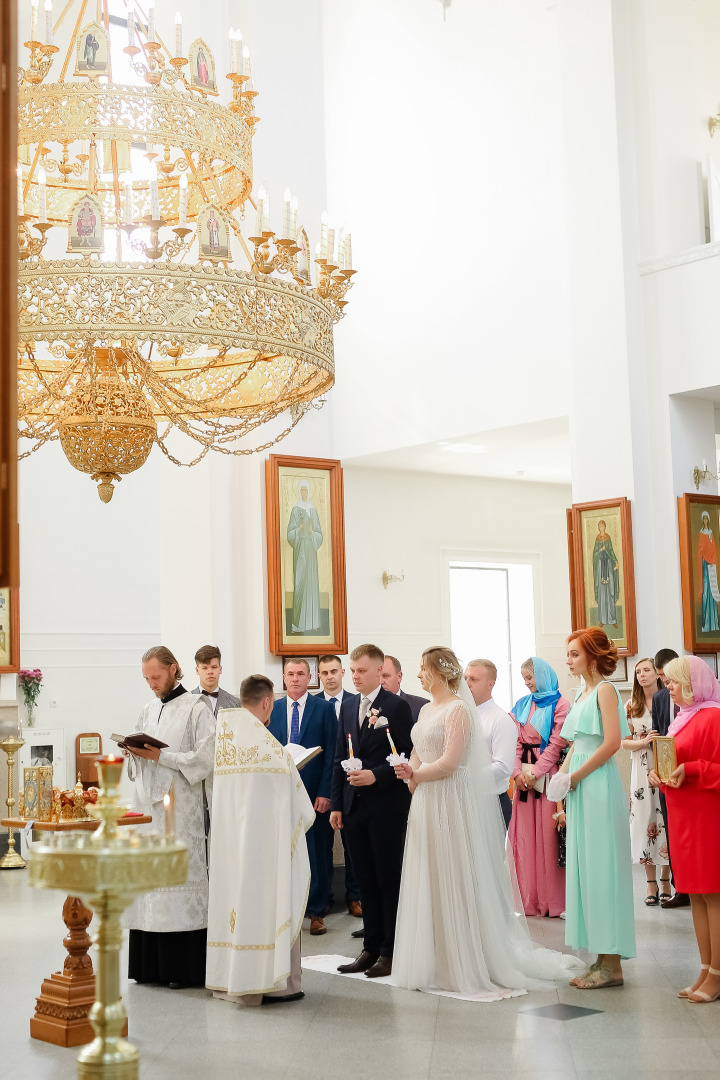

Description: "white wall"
321 0 572 459
342 466 575 705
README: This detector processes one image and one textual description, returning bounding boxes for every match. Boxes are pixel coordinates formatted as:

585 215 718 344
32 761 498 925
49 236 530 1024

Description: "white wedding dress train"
391 696 584 1000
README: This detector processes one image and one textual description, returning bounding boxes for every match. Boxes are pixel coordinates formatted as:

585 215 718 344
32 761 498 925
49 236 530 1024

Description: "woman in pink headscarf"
649 655 720 1003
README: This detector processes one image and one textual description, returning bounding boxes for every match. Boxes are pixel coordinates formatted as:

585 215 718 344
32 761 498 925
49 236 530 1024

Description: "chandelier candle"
37 167 47 222
147 0 156 43
30 0 39 44
178 173 188 226
174 11 182 57
44 0 52 46
127 5 135 48
124 174 133 225
282 189 292 239
150 164 160 221
326 227 335 266
320 211 328 258
242 44 251 83
255 185 266 236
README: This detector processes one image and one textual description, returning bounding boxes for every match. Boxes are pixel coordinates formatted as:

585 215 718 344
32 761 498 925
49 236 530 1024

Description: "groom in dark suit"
270 658 337 934
330 644 413 978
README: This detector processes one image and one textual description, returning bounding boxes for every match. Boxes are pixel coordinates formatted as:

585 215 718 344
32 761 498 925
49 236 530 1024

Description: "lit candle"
44 0 53 46
30 0 39 43
386 729 398 756
256 184 266 235
150 162 160 221
37 166 47 222
344 232 352 270
123 173 133 225
178 172 187 225
326 226 335 266
282 187 292 239
147 0 155 43
127 5 135 47
17 165 24 216
174 11 182 56
290 195 298 238
163 788 175 838
320 210 328 259
348 734 354 759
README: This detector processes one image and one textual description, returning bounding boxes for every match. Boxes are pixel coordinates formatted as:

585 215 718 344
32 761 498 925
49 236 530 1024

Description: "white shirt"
323 688 345 718
286 692 309 741
358 684 382 725
476 698 517 794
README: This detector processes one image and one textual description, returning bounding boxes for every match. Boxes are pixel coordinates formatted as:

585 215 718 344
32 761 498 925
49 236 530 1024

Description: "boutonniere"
368 709 388 728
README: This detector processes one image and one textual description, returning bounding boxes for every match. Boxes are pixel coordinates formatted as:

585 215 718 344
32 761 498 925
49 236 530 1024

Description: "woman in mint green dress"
561 627 635 988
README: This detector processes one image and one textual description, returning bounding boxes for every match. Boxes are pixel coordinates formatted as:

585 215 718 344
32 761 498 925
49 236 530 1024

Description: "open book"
111 732 169 751
285 743 322 771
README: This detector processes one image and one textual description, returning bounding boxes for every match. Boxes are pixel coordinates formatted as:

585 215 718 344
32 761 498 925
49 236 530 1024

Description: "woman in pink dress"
509 657 570 917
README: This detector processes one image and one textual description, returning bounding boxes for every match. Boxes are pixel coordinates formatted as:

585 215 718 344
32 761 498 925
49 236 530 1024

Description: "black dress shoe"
365 956 392 979
337 950 378 974
351 925 365 939
168 982 190 990
661 893 690 908
262 991 305 1004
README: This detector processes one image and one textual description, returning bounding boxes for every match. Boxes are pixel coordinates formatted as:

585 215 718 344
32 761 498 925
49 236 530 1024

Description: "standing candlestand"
0 734 27 868
28 757 188 1080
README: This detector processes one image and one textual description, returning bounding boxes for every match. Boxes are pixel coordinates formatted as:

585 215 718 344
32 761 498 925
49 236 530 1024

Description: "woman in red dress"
649 655 720 1003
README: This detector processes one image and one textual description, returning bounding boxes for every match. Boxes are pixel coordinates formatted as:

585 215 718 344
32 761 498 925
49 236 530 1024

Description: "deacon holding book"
206 675 315 1005
122 646 216 989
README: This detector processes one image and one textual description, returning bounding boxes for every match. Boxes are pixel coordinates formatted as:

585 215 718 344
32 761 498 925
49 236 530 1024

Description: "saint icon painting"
567 497 637 656
266 455 347 656
189 39 217 93
74 21 110 77
67 193 104 253
678 494 720 652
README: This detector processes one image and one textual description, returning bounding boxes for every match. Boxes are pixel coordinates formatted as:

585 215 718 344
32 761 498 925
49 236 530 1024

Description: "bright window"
449 561 536 711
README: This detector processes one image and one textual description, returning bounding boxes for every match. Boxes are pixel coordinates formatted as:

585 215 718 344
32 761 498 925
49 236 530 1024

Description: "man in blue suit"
270 658 337 935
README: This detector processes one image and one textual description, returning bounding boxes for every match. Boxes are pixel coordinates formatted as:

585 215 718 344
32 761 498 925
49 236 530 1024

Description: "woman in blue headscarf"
508 658 571 917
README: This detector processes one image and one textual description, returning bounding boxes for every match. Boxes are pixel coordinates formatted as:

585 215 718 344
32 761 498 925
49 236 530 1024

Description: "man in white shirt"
317 654 362 922
464 659 516 829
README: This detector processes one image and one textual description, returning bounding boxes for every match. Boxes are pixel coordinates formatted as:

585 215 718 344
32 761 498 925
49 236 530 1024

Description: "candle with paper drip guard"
341 734 362 773
386 728 408 768
163 787 176 839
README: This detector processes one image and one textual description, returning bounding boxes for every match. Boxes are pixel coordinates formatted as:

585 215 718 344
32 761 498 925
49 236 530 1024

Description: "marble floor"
1 865 716 1080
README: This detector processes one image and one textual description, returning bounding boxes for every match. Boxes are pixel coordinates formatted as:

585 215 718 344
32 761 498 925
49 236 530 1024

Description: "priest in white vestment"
206 674 315 1005
123 646 216 988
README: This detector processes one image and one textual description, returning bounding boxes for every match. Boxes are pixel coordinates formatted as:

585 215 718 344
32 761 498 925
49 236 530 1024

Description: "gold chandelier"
17 0 355 501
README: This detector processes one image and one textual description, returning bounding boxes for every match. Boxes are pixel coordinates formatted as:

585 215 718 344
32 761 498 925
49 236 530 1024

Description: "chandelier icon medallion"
17 0 355 501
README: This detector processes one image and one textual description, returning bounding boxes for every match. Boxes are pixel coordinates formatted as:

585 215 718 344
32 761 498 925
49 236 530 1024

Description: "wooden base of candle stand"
30 896 128 1047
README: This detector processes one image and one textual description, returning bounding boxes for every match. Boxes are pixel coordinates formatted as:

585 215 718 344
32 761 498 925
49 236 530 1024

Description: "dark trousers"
306 812 333 917
658 789 686 897
344 798 408 957
327 827 361 904
498 791 512 830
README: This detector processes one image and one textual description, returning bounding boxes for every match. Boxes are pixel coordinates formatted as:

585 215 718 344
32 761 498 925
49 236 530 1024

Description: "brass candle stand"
0 736 27 869
29 758 188 1080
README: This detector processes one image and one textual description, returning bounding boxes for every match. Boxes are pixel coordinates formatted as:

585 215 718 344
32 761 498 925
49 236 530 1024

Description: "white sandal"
688 967 720 1003
678 964 709 998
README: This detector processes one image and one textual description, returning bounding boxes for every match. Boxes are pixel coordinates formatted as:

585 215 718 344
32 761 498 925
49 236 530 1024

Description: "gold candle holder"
29 756 188 1079
0 736 27 869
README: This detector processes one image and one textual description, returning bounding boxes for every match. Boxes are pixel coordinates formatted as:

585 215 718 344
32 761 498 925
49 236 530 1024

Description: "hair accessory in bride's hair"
437 655 463 679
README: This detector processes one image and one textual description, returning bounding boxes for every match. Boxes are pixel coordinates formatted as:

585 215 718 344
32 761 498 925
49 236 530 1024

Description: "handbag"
521 762 546 793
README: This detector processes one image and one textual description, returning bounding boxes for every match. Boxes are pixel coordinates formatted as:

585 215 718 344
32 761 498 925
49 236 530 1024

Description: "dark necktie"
329 696 338 705
204 691 219 699
290 700 300 743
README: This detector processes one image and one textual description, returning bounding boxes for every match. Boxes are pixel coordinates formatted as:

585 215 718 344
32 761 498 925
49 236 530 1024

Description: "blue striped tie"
290 700 300 744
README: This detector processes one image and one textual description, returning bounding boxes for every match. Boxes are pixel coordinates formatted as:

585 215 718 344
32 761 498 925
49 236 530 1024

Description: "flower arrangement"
17 668 43 726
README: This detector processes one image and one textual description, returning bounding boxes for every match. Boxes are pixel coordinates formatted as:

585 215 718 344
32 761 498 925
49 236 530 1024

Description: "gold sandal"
575 965 624 989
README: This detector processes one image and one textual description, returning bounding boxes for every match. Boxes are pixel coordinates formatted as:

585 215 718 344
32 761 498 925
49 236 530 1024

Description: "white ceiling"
344 416 572 485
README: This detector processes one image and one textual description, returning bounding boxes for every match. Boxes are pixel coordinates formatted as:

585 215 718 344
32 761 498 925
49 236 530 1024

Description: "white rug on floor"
301 954 526 1002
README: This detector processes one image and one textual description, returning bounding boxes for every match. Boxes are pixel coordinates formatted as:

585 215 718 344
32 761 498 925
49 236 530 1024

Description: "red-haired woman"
559 628 635 988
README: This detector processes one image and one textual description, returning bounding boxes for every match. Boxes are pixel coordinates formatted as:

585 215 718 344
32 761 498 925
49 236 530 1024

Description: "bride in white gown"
391 646 584 1000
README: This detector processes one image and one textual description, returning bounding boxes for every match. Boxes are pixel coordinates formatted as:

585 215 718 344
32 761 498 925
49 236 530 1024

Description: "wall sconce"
382 570 405 590
693 460 720 489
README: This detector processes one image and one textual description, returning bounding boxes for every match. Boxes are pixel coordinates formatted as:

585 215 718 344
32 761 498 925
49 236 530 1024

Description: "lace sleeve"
413 701 471 783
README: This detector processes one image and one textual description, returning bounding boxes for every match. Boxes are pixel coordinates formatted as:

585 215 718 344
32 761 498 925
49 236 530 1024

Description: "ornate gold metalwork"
17 1 355 501
0 737 27 870
29 757 189 1080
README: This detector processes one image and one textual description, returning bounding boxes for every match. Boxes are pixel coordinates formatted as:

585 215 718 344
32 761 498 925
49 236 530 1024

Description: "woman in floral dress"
622 658 669 905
